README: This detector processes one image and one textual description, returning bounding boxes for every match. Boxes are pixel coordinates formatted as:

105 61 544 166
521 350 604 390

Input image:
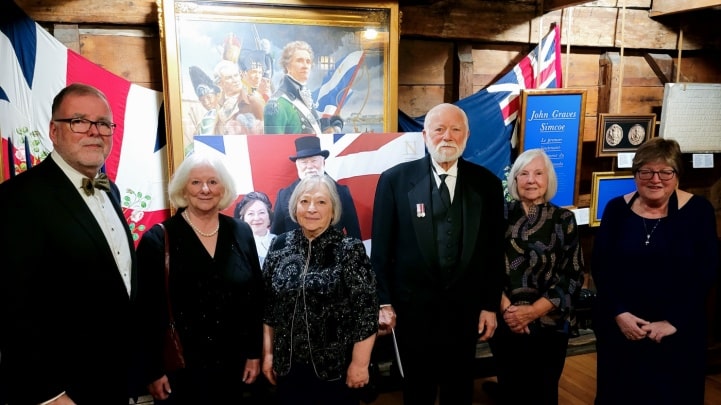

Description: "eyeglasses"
54 118 116 136
636 169 676 181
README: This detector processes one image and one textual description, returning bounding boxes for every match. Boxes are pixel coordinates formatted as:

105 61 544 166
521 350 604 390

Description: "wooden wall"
396 1 721 221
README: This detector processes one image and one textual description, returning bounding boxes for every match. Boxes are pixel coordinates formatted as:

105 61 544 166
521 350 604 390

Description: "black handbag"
159 223 186 371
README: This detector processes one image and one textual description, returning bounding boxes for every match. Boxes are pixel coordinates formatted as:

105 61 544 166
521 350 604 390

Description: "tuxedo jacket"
370 155 505 341
271 177 362 240
0 157 137 405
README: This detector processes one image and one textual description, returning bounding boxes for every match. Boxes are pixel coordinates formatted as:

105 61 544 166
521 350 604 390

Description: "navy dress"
591 192 719 404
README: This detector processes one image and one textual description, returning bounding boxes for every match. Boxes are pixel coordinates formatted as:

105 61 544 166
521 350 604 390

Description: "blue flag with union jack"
399 26 563 180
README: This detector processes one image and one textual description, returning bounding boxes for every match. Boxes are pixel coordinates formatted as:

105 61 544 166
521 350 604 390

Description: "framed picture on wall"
589 171 636 227
596 113 656 157
157 0 400 171
518 88 586 208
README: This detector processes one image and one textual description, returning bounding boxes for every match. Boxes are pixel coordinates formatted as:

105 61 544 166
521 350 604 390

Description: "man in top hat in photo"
271 135 361 239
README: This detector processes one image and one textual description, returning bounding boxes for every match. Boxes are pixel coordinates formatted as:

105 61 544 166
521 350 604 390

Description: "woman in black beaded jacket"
262 174 378 405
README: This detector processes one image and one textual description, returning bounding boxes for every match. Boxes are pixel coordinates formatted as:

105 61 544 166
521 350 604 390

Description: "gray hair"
423 103 469 132
213 60 239 83
288 175 342 226
507 148 558 202
280 41 313 73
51 83 110 117
167 152 237 210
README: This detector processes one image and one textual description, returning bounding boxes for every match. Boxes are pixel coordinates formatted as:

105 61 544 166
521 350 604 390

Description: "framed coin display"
596 113 656 157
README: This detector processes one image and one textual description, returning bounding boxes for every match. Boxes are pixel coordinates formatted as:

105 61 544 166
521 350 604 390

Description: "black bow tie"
82 173 110 196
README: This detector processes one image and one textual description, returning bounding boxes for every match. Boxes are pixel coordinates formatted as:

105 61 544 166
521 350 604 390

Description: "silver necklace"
642 218 661 246
182 210 219 237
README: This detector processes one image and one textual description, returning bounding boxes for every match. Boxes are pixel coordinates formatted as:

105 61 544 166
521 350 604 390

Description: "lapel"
405 158 484 285
42 159 136 299
408 156 437 269
458 159 482 271
107 183 139 300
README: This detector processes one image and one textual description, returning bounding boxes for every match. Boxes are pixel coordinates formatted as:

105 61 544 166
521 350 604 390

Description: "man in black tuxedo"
271 135 361 239
0 83 137 405
371 103 506 404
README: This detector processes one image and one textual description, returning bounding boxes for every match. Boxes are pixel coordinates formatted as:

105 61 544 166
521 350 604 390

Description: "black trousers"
276 362 359 405
488 322 570 405
398 330 477 405
157 365 259 405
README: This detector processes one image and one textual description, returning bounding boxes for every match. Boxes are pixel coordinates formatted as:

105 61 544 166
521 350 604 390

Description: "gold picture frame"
596 113 656 157
158 0 400 171
589 171 636 227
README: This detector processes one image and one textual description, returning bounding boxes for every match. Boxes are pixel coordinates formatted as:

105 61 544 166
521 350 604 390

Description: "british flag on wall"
399 25 563 182
194 132 425 244
0 2 169 245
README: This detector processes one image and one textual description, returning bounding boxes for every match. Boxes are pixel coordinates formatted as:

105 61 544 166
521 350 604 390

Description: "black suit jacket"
270 177 362 239
370 155 505 342
0 157 137 405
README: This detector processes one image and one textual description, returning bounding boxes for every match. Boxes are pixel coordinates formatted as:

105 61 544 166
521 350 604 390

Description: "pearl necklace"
182 210 219 237
642 218 661 246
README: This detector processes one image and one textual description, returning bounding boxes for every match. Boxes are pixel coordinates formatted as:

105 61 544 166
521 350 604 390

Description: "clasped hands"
502 304 536 334
615 312 677 343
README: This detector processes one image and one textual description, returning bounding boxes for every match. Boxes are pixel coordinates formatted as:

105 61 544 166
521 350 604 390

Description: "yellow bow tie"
81 173 110 196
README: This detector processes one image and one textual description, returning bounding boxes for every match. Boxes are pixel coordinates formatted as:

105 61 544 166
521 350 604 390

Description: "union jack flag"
399 25 563 180
193 133 426 242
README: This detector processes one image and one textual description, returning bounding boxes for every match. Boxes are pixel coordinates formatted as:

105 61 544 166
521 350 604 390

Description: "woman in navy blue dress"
592 137 719 404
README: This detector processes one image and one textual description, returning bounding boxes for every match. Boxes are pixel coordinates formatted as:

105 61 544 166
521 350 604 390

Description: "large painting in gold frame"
158 0 399 171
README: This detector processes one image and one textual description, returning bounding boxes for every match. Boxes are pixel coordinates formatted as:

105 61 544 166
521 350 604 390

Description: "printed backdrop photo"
193 132 425 245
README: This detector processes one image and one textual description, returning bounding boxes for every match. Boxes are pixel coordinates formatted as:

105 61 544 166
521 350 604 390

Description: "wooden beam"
543 0 596 12
458 43 474 99
400 1 537 42
643 53 674 85
15 0 157 25
650 0 721 17
53 24 80 53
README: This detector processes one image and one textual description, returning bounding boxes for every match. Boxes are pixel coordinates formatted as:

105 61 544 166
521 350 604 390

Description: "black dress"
136 212 264 404
591 192 719 404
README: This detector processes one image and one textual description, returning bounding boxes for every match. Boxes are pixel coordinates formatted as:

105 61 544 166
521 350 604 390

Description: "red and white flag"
1 2 169 245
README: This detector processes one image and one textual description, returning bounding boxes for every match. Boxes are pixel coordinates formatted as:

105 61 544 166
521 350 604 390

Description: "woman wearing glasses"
591 137 719 404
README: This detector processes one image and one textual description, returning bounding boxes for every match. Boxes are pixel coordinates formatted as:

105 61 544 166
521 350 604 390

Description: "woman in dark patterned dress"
489 148 585 404
592 137 719 404
261 174 378 405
